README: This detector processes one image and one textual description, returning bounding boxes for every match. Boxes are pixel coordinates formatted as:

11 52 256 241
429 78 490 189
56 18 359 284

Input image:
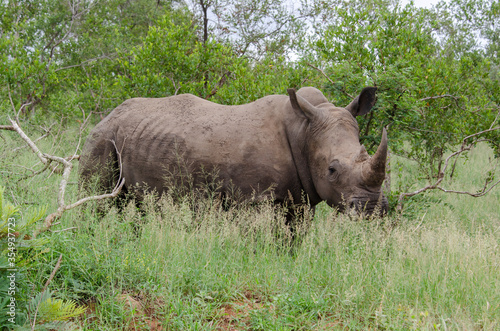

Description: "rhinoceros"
79 86 388 216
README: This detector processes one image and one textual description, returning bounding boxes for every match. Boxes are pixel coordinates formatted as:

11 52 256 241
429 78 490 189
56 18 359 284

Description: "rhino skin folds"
79 86 388 216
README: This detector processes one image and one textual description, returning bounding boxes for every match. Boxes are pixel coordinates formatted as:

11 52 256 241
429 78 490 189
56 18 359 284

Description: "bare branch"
5 119 77 177
16 163 52 181
490 108 500 130
9 119 49 165
461 127 500 145
307 63 354 99
5 120 124 238
0 125 15 131
168 76 181 95
32 254 63 330
33 143 124 237
34 138 123 237
205 71 230 99
54 54 114 72
8 87 33 122
419 94 460 102
436 180 500 197
12 123 56 152
397 126 500 211
41 254 63 294
49 227 78 233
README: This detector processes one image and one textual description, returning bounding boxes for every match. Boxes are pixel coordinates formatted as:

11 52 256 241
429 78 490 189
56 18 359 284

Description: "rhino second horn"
363 128 388 185
355 145 370 162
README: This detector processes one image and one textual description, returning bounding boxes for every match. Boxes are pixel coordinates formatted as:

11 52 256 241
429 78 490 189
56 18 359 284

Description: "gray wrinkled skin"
79 87 388 216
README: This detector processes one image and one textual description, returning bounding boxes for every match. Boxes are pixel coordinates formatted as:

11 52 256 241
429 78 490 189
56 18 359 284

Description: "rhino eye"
328 166 336 175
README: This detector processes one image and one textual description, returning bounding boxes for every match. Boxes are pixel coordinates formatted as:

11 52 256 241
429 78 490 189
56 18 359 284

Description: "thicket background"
1 0 499 176
1 0 499 329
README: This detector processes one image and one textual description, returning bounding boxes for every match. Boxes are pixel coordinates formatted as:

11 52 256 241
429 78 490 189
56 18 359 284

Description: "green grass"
1 125 499 330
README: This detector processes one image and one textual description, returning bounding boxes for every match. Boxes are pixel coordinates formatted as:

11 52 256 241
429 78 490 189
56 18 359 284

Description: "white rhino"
79 86 388 216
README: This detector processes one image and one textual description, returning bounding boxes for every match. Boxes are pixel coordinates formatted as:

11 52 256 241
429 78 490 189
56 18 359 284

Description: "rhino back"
91 94 302 201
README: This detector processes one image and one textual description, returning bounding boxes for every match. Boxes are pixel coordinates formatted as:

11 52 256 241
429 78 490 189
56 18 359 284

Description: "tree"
0 0 178 120
184 0 305 59
114 12 306 104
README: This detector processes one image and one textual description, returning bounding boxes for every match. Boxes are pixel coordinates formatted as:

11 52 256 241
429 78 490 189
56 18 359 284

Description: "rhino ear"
287 88 325 121
345 87 377 117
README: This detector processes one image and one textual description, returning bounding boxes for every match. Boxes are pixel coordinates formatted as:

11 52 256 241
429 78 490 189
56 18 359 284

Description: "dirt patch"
116 293 164 331
217 291 266 331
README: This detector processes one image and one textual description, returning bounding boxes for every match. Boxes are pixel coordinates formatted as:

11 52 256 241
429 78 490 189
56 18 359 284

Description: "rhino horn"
363 128 388 185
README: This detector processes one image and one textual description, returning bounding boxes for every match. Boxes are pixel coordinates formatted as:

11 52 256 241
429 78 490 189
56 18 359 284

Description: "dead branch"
77 106 97 133
418 94 468 112
0 125 15 131
168 76 181 95
32 254 63 331
397 126 500 211
41 254 63 294
32 155 124 238
490 108 500 130
307 63 354 99
419 94 460 102
49 227 77 233
54 54 114 72
3 119 125 238
7 119 64 175
205 71 230 99
9 119 49 164
12 123 56 152
8 87 34 122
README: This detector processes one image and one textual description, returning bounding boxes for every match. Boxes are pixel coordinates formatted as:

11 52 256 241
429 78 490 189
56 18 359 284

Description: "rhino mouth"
343 195 388 217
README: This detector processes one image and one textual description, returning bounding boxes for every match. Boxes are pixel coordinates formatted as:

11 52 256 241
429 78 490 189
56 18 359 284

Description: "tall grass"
1 126 499 330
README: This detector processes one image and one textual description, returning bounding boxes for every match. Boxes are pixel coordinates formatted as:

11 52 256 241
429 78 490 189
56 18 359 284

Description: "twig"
9 86 34 122
461 127 500 145
54 54 113 72
419 94 460 102
419 94 467 112
41 254 63 294
77 106 95 133
397 126 500 211
12 123 56 152
490 108 500 130
169 76 181 95
306 63 354 99
7 119 64 175
5 119 125 238
49 227 78 233
33 160 125 238
0 125 15 131
9 119 49 164
32 254 63 331
412 212 427 232
205 71 230 99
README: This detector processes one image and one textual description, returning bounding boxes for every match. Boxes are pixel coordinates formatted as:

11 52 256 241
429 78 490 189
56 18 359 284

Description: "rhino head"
287 86 388 216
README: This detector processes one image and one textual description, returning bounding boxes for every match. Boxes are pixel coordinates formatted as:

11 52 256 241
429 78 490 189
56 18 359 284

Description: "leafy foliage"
116 13 240 99
26 291 86 329
0 186 49 327
0 186 89 329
